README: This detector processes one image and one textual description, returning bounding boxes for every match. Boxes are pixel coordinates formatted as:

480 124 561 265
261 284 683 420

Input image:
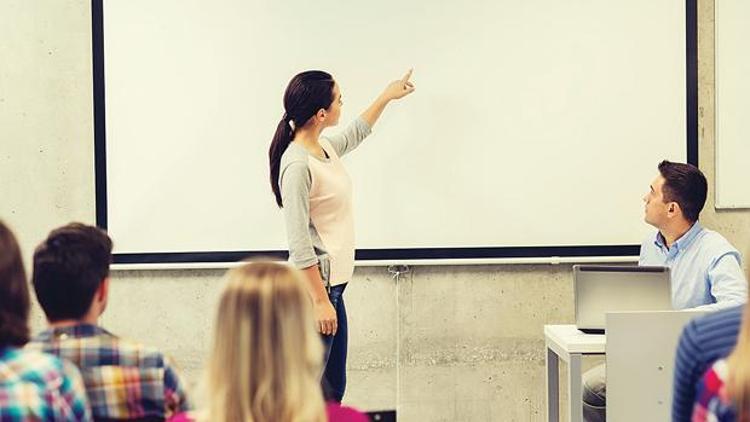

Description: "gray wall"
1 1 747 421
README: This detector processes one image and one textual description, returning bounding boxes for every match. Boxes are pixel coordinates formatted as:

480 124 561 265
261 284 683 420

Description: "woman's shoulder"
2 347 68 382
326 402 369 422
281 142 310 166
279 144 312 183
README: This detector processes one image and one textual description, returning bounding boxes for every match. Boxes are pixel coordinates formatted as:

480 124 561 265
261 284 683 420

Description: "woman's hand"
361 69 415 127
300 265 338 336
381 69 416 101
314 297 338 336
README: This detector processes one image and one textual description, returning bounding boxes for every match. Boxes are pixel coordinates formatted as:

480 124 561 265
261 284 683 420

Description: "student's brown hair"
32 223 112 322
657 160 708 223
0 220 30 347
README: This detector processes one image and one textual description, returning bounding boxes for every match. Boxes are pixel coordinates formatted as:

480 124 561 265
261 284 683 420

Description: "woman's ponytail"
269 117 294 207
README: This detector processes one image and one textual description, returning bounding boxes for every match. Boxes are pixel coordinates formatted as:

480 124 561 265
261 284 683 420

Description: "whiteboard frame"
91 0 698 266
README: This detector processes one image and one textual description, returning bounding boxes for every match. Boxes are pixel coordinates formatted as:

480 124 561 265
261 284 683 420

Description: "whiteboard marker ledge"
110 255 637 271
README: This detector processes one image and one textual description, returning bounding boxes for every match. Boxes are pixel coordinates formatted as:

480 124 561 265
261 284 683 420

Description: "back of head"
32 223 113 322
204 261 325 422
0 221 30 348
657 160 708 223
269 70 336 208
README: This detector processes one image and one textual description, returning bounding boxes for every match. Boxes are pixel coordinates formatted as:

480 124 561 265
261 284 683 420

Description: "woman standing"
268 69 415 401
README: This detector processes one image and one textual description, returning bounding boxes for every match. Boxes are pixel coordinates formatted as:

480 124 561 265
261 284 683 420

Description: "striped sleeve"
672 319 702 421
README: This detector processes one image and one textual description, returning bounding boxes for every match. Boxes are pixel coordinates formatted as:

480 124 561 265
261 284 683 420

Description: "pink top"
279 118 372 286
307 138 356 286
168 402 368 422
325 402 369 422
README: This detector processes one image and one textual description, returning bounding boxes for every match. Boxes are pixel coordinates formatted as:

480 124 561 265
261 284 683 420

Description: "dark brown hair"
32 223 113 322
0 220 30 347
658 160 708 223
269 70 335 207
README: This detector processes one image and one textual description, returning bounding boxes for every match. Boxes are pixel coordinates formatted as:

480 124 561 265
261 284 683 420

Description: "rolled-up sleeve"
280 161 318 269
671 320 700 422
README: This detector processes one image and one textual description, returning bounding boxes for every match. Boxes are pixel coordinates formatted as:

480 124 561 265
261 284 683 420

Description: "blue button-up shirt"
639 222 747 310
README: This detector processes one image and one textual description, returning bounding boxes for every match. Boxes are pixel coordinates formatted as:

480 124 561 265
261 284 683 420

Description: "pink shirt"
279 118 372 286
307 138 356 285
168 402 368 422
326 402 369 422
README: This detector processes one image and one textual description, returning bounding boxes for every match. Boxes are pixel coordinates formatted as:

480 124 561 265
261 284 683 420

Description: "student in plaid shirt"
25 223 189 421
0 221 90 421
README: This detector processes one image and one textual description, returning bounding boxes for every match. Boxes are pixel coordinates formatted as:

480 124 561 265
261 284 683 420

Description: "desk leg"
546 345 559 422
567 353 583 422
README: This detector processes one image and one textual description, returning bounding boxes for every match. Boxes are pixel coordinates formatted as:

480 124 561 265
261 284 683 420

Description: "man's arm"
694 252 748 311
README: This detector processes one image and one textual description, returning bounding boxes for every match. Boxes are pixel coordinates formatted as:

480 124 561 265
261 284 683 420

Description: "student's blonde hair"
199 261 326 422
727 265 750 420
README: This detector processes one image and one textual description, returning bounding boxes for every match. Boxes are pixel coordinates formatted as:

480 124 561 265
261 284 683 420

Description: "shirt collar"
654 221 703 253
35 323 112 342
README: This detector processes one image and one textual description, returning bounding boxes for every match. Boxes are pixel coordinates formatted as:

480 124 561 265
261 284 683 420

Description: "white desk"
544 325 606 422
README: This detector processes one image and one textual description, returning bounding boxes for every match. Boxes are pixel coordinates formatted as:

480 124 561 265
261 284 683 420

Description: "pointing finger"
401 68 413 84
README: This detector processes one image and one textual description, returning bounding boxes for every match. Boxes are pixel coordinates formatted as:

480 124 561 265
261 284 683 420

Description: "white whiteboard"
96 0 691 261
715 0 750 209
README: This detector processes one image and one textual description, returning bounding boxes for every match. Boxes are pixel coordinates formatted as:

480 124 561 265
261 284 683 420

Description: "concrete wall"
1 1 747 421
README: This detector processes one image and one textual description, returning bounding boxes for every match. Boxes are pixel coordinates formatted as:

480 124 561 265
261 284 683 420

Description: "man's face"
642 175 672 228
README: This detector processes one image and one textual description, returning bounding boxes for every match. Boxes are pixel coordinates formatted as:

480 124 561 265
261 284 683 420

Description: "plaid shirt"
0 346 91 421
692 359 737 421
26 324 189 420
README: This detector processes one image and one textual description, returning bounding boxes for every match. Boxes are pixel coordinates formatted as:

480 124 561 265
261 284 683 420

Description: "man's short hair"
657 160 708 223
0 221 30 347
32 223 113 322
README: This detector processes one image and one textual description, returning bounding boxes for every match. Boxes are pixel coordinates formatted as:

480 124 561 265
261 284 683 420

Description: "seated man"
26 223 189 420
582 161 747 421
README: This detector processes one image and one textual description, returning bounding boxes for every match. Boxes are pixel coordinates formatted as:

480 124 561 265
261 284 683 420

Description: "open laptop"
574 265 672 334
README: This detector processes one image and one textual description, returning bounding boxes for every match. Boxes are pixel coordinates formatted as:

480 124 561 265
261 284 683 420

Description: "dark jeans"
321 283 348 403
583 363 607 422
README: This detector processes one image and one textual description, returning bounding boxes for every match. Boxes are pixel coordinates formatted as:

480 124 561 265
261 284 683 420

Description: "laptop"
574 265 672 334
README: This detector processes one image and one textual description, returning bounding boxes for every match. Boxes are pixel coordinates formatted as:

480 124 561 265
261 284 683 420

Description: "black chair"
366 410 396 422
